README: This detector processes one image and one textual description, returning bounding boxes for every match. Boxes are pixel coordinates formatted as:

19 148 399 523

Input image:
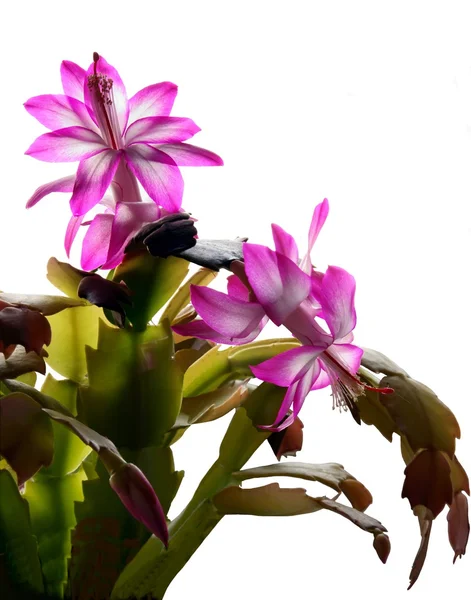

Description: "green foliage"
112 252 189 331
24 469 86 598
39 376 90 477
46 306 101 384
0 470 44 595
79 320 182 448
183 338 299 396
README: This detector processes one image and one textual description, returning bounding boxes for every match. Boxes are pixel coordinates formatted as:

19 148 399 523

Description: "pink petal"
25 126 107 162
283 298 331 347
251 345 326 387
271 224 299 263
105 202 160 263
128 82 178 123
61 61 86 101
227 275 250 301
308 198 329 251
24 94 97 131
173 318 266 345
329 343 363 374
124 144 183 211
26 175 76 209
84 55 129 135
70 150 121 216
313 266 357 341
190 285 266 340
125 117 200 146
261 364 320 432
310 367 331 390
65 214 84 256
81 213 114 270
300 198 329 273
157 143 223 166
243 244 311 326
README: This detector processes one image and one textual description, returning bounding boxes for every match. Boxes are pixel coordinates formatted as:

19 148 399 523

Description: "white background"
1 1 470 598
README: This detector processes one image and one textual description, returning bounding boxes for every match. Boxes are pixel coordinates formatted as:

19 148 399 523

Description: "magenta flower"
25 52 222 217
174 200 390 431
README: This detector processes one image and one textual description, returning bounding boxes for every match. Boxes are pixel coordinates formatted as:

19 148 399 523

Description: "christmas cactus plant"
0 52 468 600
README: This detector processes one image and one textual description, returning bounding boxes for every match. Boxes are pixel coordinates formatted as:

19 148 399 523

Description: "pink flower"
25 53 223 217
174 200 390 431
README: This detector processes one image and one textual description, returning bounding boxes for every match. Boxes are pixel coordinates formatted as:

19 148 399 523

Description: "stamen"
87 52 119 149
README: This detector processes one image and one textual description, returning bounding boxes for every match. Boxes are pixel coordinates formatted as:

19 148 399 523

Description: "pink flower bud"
109 463 169 548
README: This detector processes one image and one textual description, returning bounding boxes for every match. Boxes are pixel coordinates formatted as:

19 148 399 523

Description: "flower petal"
173 317 266 345
105 202 161 265
329 343 363 374
124 144 183 211
81 213 114 270
84 55 129 135
190 285 266 339
26 175 76 208
24 94 97 131
251 345 325 387
243 244 311 326
300 198 329 273
261 364 320 432
156 143 223 166
25 126 107 162
313 266 357 341
227 274 250 301
308 198 329 252
271 223 299 263
128 82 178 123
125 117 200 146
61 60 86 101
70 150 121 216
64 214 84 257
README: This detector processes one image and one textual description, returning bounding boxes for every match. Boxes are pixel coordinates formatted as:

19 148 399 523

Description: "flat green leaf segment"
0 292 85 315
112 252 189 330
79 319 182 448
214 484 385 535
0 347 46 379
24 469 86 598
0 470 44 596
39 376 90 477
46 306 101 383
183 338 300 396
71 447 183 600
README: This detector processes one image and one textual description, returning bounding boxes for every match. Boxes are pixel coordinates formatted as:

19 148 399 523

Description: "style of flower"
174 199 391 431
24 52 223 220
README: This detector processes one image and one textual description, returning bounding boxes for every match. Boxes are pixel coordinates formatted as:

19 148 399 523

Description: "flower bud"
127 213 197 258
268 416 304 460
77 275 132 328
108 462 169 548
373 532 391 564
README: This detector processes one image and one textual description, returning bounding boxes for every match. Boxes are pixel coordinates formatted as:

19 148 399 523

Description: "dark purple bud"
77 275 132 328
126 213 197 258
